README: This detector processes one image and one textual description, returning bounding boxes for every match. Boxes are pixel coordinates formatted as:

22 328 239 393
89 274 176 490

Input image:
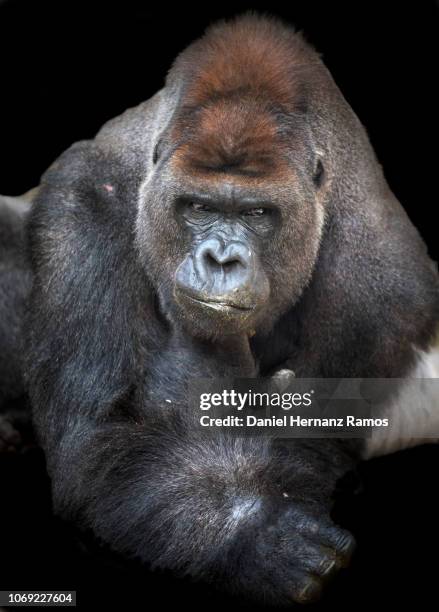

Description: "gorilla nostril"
204 252 221 271
223 259 241 271
205 252 218 266
205 251 242 272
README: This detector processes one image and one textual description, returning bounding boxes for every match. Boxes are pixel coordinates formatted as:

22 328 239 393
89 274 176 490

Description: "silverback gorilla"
3 14 439 606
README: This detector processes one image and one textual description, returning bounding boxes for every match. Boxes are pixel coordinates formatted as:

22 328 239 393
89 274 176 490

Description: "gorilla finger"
288 574 324 605
283 507 355 566
299 545 340 579
285 507 322 536
317 524 356 566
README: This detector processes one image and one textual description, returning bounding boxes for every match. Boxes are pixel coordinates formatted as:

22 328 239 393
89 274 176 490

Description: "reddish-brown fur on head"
168 14 320 177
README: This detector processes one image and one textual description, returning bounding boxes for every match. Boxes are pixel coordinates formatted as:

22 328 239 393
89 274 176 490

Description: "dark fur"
13 14 439 605
0 195 32 450
0 195 31 405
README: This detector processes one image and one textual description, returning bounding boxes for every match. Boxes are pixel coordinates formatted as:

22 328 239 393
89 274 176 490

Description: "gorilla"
1 14 438 605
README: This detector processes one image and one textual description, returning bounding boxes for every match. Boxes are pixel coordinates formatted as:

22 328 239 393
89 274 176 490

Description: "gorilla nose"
175 234 270 314
196 238 249 276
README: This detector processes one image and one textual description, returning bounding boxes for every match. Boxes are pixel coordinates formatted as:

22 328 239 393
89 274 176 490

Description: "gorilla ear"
313 159 325 188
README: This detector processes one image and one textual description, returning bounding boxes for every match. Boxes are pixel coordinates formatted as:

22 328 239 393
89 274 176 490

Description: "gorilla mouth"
183 294 255 313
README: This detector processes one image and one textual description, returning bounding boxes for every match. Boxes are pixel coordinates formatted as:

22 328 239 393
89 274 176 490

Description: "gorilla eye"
190 201 212 213
242 208 267 217
313 159 325 188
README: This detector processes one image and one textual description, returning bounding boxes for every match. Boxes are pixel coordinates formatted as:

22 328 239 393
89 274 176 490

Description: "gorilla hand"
190 437 357 605
233 498 355 605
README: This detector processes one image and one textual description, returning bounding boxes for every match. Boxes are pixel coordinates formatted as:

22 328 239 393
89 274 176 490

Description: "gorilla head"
136 18 331 337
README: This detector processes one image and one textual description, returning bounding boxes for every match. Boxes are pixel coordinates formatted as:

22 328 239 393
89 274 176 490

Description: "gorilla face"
173 193 272 330
138 144 327 338
136 93 329 339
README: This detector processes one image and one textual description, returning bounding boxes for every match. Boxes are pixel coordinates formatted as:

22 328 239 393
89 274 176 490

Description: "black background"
0 0 438 610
